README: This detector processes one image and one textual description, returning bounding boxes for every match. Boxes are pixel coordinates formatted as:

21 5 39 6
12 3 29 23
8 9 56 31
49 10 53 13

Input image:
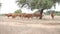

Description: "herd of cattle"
5 13 54 19
5 13 44 19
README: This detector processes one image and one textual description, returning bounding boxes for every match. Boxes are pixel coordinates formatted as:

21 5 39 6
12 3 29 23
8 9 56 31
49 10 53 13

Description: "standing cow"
50 11 55 19
5 13 17 18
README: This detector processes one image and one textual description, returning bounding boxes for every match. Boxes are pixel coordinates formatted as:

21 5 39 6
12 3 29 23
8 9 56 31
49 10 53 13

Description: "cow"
50 11 55 19
5 13 12 18
33 14 40 18
5 13 17 18
11 14 17 18
20 13 33 19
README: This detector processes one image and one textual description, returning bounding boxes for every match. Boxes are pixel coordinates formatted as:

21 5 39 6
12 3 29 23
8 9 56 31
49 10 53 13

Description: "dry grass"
0 15 60 34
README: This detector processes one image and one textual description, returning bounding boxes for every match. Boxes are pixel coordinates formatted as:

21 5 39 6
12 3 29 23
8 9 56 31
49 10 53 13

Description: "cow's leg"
7 15 11 18
8 16 10 18
12 16 15 18
51 14 54 19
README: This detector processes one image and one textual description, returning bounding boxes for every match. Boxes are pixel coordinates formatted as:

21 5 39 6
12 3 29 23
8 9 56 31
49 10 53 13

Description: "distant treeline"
45 11 60 16
0 10 60 16
0 14 5 16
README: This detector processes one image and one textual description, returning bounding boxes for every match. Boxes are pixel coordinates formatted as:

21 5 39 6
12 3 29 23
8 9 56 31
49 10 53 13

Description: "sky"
0 0 60 14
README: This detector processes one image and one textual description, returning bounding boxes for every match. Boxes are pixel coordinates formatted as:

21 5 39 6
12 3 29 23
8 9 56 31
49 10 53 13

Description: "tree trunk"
39 9 44 19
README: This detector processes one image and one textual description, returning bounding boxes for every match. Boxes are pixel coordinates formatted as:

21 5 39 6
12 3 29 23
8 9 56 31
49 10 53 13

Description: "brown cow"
33 14 41 18
5 13 17 18
17 13 26 18
20 13 33 19
11 14 17 18
33 13 44 19
5 13 12 18
50 11 55 19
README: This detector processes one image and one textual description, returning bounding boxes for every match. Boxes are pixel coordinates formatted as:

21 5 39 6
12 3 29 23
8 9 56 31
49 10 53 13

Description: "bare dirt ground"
0 15 60 34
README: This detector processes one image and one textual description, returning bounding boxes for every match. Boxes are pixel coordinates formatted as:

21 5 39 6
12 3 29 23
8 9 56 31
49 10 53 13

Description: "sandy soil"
0 15 60 34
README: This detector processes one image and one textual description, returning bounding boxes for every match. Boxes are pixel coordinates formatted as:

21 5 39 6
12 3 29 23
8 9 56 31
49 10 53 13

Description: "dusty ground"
0 15 60 34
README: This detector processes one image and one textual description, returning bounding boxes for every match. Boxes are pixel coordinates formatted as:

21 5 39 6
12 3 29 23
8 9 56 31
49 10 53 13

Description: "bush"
14 9 22 14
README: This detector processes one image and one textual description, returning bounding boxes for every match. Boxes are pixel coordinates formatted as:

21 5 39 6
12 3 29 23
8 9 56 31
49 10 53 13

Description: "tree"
53 0 60 3
14 9 22 14
16 0 56 19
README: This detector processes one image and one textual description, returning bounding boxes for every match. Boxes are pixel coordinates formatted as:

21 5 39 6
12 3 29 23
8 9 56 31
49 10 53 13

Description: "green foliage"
0 14 5 16
45 10 60 16
16 0 27 8
31 0 54 9
45 10 55 15
16 0 55 10
55 0 60 3
55 11 60 16
14 9 22 14
0 3 2 8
